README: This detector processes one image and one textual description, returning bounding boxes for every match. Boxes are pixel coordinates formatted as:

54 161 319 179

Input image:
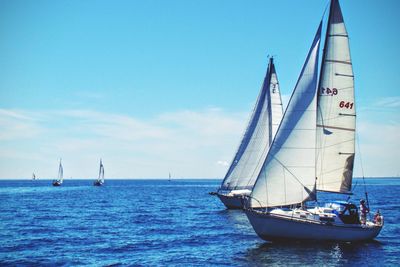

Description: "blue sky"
0 0 399 179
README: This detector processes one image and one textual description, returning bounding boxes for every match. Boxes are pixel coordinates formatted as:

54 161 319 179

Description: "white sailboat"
244 0 383 242
52 159 63 186
94 159 105 186
211 57 283 209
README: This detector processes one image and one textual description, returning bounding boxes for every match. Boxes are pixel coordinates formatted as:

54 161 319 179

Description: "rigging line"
351 181 358 194
272 154 312 191
356 130 370 214
321 1 330 21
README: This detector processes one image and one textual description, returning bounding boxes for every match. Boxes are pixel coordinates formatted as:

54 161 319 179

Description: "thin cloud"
0 108 247 178
0 109 43 140
374 96 400 108
1 107 397 178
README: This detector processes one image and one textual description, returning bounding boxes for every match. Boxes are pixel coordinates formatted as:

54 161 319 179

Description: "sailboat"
168 172 172 182
93 159 105 186
52 159 63 186
32 173 36 181
244 0 383 242
211 57 284 209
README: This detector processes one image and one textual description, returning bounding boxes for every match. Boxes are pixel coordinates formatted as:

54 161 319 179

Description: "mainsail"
220 57 283 191
250 23 322 208
316 0 355 194
97 159 105 183
57 160 63 183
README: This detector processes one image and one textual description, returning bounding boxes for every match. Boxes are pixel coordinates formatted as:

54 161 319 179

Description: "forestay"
316 0 355 194
250 24 322 208
220 58 283 191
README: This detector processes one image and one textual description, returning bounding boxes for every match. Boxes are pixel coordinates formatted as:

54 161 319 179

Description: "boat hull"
217 194 244 209
52 181 62 186
93 181 104 186
245 209 382 242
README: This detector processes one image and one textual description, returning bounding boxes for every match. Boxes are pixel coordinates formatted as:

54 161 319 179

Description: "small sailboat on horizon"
32 173 36 181
211 57 284 209
93 159 105 186
52 159 63 186
244 0 383 242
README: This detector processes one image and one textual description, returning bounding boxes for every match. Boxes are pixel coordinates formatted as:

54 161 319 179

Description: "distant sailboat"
52 159 63 186
211 57 283 209
93 159 105 186
32 173 36 181
244 0 383 242
168 172 172 182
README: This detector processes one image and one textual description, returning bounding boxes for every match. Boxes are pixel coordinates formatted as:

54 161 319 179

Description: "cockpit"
325 201 360 224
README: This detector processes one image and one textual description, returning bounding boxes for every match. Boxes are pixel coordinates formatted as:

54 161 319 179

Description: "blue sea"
0 178 399 266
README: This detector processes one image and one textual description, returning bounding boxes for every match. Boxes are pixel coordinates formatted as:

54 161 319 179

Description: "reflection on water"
245 240 385 266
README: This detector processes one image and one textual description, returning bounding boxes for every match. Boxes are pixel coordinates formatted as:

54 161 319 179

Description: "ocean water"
0 178 399 266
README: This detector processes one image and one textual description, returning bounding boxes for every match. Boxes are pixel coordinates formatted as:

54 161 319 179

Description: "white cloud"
0 106 398 179
0 108 247 179
217 160 230 167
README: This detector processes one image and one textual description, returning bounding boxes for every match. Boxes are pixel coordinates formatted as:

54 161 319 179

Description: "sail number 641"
339 101 354 109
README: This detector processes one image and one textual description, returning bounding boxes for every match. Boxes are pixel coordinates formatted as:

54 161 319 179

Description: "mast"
316 0 355 194
220 57 283 191
250 22 322 208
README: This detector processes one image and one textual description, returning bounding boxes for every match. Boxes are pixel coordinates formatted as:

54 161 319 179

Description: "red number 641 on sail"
339 101 354 109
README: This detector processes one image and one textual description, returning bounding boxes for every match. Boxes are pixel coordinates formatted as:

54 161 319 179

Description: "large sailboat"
52 159 64 186
93 159 105 186
244 0 383 242
211 57 283 209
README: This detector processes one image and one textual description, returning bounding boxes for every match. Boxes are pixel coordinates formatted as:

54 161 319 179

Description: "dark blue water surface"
0 178 399 266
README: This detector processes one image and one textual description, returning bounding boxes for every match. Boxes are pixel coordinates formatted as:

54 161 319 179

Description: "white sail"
220 58 283 191
250 23 322 208
58 160 63 183
316 0 355 194
98 159 104 183
269 61 284 144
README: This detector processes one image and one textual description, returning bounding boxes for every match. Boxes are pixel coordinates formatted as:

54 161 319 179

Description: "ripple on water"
0 179 399 266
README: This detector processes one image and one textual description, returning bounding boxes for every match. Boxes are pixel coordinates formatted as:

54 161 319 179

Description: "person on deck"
360 199 369 225
374 210 382 226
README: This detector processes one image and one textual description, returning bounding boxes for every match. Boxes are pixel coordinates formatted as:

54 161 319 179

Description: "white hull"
245 209 382 242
